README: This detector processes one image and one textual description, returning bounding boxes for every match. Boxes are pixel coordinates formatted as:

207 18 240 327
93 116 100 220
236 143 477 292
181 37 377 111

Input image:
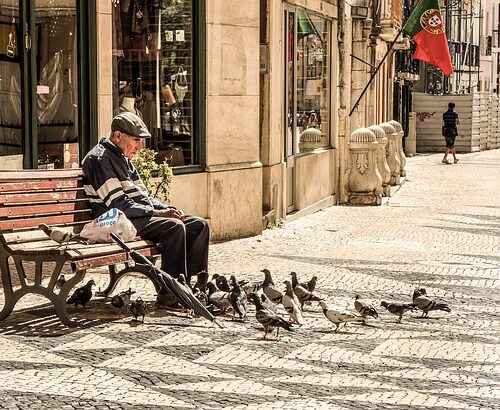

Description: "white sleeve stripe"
96 178 122 199
83 184 98 196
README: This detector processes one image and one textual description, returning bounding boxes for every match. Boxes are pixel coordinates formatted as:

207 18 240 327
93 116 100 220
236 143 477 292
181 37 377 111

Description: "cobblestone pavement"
0 150 499 409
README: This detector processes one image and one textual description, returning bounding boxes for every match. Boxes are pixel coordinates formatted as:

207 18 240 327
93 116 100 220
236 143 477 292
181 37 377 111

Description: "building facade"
0 0 407 239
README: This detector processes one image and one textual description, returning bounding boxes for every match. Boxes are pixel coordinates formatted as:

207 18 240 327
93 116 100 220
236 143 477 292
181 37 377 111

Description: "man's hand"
153 208 185 221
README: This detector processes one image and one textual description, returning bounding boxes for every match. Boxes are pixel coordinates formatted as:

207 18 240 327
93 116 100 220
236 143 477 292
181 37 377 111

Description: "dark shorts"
443 127 457 148
445 135 456 148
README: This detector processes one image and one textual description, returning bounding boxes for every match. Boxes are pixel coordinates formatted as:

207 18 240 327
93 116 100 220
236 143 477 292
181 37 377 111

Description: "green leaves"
131 148 173 202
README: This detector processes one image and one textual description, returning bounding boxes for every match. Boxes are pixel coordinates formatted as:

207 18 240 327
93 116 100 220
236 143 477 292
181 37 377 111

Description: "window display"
286 9 330 154
112 0 195 167
0 1 79 169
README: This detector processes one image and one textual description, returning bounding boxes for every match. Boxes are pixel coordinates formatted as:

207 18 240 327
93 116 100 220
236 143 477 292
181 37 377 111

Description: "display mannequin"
120 96 136 113
119 96 143 119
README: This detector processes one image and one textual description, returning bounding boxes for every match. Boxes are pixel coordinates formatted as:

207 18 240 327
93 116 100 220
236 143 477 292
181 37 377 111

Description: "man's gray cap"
111 112 151 138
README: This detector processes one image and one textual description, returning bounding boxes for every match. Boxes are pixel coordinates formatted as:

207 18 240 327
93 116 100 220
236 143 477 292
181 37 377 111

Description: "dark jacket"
81 138 168 230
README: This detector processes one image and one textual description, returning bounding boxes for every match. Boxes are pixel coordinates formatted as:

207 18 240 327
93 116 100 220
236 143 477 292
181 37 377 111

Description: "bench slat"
7 238 155 257
0 169 83 180
0 179 81 192
0 201 90 218
0 190 86 204
0 212 91 231
72 247 160 270
0 223 89 244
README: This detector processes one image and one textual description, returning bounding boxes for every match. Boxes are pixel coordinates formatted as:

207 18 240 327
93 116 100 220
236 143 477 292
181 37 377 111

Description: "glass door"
0 0 83 170
284 8 296 213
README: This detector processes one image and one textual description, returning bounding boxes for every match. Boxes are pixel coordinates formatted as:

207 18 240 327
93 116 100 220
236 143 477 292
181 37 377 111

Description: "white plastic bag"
80 208 137 244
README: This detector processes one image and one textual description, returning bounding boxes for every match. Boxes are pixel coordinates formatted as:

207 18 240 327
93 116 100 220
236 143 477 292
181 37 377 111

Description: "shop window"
287 9 331 154
0 1 85 170
112 0 197 167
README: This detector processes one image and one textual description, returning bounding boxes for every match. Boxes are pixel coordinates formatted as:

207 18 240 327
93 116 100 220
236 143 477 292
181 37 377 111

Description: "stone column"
379 122 400 186
388 120 407 177
368 125 391 195
348 128 382 205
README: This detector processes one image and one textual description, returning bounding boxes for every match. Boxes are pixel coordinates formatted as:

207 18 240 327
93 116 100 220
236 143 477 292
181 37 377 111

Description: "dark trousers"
136 216 209 280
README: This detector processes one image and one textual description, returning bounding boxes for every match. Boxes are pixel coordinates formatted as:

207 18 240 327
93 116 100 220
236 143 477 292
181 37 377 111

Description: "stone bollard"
379 122 401 186
368 125 391 196
388 120 407 177
347 128 382 205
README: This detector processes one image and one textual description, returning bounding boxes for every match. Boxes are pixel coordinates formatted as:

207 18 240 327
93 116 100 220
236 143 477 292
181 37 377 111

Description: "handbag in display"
6 25 16 58
174 66 188 103
162 84 176 106
156 141 185 167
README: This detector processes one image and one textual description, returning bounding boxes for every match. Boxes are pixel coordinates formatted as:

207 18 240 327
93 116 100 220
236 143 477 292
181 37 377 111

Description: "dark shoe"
442 159 450 164
454 158 459 164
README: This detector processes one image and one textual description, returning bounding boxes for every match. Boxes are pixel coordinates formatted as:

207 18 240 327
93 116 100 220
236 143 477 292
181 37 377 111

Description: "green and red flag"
403 0 453 76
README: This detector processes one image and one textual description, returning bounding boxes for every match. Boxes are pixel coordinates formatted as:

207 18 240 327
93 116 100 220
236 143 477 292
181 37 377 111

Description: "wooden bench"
0 169 161 327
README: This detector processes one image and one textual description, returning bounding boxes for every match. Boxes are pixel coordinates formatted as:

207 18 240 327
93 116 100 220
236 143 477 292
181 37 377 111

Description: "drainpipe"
337 0 349 203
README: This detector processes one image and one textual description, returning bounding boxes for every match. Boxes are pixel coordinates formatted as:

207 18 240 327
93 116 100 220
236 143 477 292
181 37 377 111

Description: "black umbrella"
110 233 222 328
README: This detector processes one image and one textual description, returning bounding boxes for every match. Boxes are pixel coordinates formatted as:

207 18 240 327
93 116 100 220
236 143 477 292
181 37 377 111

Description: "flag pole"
349 27 404 117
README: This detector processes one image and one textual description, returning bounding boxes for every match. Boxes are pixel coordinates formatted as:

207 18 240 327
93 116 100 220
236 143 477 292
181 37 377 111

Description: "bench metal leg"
53 269 86 327
0 250 86 327
100 263 161 297
0 249 16 321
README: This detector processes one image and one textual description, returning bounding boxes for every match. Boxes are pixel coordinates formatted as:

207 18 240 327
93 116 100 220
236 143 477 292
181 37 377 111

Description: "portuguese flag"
403 0 453 76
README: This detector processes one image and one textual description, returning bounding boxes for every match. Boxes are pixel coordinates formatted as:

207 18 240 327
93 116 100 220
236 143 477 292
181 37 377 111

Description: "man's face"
113 131 144 159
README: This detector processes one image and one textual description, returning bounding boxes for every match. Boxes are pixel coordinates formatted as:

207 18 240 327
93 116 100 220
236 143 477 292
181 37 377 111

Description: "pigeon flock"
64 267 451 339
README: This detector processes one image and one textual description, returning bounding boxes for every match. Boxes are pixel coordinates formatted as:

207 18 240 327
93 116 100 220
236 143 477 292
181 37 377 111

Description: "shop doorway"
0 0 92 170
284 7 296 213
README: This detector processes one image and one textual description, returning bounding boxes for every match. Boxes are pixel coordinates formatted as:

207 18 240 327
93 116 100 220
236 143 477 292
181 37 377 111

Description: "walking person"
81 112 210 307
442 102 459 164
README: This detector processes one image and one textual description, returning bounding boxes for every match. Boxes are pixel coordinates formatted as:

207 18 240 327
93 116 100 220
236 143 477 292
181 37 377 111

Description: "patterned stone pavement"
0 149 499 409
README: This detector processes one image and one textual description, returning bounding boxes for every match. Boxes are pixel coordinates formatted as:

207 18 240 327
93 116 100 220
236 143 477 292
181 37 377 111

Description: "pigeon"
260 293 278 314
283 280 305 325
248 293 293 341
300 276 318 293
380 300 417 323
177 274 196 317
354 295 379 321
55 274 66 290
290 272 322 310
412 288 451 317
229 275 247 321
193 271 209 306
240 280 263 295
216 275 231 292
129 297 148 322
66 279 95 308
319 300 364 331
111 288 136 310
261 268 283 304
207 281 232 312
193 270 209 293
39 223 87 245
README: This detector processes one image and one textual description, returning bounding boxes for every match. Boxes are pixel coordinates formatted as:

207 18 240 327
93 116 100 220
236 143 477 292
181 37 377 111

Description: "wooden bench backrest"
0 169 93 235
